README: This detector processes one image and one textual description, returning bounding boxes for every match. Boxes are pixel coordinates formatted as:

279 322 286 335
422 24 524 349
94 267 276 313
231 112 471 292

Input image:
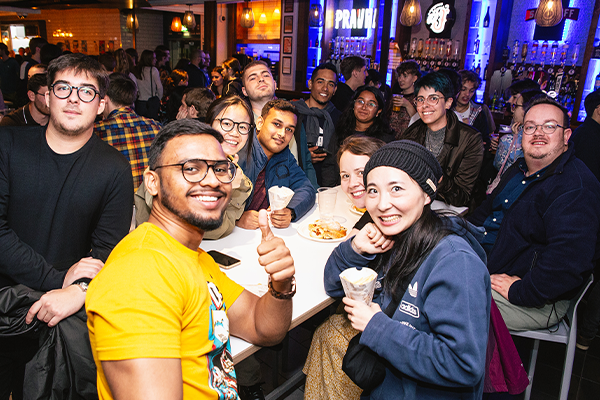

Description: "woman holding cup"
305 141 491 400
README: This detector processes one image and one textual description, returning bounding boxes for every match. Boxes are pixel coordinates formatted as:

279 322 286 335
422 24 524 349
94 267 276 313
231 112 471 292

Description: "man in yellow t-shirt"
86 119 296 400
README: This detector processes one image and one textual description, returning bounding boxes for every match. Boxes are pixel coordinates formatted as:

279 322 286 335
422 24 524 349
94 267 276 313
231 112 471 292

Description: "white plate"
349 205 365 216
297 223 348 243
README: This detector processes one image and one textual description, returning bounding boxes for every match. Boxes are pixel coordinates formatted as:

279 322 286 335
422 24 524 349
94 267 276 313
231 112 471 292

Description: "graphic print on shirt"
206 281 238 400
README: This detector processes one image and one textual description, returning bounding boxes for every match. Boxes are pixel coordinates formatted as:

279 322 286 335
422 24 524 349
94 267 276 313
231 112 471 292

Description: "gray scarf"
294 99 336 150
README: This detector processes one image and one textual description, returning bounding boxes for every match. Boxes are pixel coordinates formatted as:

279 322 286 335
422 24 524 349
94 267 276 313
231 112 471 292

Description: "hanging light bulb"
535 0 563 27
272 8 281 20
171 17 182 32
240 2 255 28
308 4 324 27
259 13 268 24
126 11 138 31
400 0 422 27
183 4 196 30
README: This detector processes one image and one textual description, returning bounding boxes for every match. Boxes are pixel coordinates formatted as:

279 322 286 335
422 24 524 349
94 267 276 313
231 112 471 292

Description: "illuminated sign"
334 8 377 30
425 1 455 38
525 8 579 21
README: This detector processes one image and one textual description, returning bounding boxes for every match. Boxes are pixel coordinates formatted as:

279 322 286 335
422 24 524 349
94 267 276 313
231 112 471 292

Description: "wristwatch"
268 276 296 299
72 281 88 292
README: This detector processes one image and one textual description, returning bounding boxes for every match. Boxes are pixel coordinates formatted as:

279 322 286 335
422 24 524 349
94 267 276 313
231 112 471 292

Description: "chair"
510 274 594 400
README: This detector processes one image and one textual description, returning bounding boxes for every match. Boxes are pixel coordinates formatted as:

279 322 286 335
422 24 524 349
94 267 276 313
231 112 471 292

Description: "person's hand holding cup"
392 94 404 112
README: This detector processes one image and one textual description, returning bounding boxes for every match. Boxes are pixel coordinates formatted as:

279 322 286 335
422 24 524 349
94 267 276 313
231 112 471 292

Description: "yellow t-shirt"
86 223 245 400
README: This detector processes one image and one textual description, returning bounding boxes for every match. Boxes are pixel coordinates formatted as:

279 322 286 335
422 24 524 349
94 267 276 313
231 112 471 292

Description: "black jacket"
0 285 97 400
401 111 484 207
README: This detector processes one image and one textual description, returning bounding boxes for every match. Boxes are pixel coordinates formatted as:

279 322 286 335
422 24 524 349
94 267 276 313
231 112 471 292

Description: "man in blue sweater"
469 97 600 331
237 99 315 230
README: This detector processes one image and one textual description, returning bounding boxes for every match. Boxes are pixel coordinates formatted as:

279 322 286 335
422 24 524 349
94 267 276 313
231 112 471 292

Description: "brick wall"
2 8 165 55
35 8 121 55
121 10 165 53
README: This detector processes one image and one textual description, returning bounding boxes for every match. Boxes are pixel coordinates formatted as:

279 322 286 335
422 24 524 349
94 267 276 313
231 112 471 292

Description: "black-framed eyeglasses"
152 159 237 183
216 118 253 135
511 103 523 111
50 83 99 103
414 94 445 107
522 122 565 135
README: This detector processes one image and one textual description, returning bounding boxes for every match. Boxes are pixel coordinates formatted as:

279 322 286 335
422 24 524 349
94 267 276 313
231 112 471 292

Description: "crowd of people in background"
1 37 600 400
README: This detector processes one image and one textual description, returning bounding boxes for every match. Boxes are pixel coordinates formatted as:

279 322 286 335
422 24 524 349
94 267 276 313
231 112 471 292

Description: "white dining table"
201 187 361 364
201 187 468 364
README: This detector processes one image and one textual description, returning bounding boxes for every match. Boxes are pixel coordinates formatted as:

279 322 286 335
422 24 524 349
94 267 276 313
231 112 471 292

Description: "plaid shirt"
95 107 161 189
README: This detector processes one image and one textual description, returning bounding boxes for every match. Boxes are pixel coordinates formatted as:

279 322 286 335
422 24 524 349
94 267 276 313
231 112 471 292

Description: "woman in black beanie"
311 140 492 400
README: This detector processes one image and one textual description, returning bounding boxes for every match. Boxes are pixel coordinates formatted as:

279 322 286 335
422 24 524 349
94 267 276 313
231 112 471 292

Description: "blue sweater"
469 145 600 307
324 219 491 400
238 133 316 221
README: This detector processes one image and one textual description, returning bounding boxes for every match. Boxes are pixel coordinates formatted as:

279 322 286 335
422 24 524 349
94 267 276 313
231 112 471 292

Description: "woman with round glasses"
400 72 483 207
135 95 255 240
489 90 546 193
335 86 395 147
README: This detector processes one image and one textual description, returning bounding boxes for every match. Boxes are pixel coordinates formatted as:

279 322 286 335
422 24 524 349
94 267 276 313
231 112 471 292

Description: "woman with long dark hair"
221 57 244 97
210 66 225 98
114 48 137 88
162 69 189 123
134 50 163 120
307 141 491 400
335 86 395 146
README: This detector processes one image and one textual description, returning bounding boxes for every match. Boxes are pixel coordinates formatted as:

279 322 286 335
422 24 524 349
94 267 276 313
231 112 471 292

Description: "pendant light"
400 0 422 27
126 10 138 31
240 2 255 28
272 8 281 20
183 4 196 30
171 17 182 32
535 0 563 27
259 1 268 24
309 4 324 27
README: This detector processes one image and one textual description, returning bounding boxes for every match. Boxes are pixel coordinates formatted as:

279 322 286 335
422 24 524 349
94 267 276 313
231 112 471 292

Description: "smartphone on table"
207 250 241 269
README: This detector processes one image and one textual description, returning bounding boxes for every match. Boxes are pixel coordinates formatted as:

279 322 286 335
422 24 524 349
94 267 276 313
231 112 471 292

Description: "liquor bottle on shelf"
594 38 600 59
548 41 558 74
417 38 424 58
491 91 498 111
315 36 319 48
431 38 439 70
528 41 538 79
439 39 446 68
483 62 489 80
539 41 548 70
511 40 519 69
474 34 480 55
451 40 460 70
594 72 600 90
483 6 490 28
444 40 452 67
475 61 481 78
410 37 418 58
423 38 431 70
569 43 579 76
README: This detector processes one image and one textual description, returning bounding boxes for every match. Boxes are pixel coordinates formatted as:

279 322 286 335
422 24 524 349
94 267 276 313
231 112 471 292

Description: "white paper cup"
340 267 378 306
268 186 295 211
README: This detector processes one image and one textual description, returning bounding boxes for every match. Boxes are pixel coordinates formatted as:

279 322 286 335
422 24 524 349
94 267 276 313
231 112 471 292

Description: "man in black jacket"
0 53 133 400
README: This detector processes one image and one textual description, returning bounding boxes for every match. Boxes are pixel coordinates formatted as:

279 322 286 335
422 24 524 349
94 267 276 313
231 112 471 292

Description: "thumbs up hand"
259 209 275 242
257 209 295 284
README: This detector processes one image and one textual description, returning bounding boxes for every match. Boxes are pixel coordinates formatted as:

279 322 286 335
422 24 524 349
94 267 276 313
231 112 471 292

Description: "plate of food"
298 219 348 242
349 204 366 215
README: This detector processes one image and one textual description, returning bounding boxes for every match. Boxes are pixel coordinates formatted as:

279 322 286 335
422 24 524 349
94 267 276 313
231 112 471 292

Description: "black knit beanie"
363 140 443 199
